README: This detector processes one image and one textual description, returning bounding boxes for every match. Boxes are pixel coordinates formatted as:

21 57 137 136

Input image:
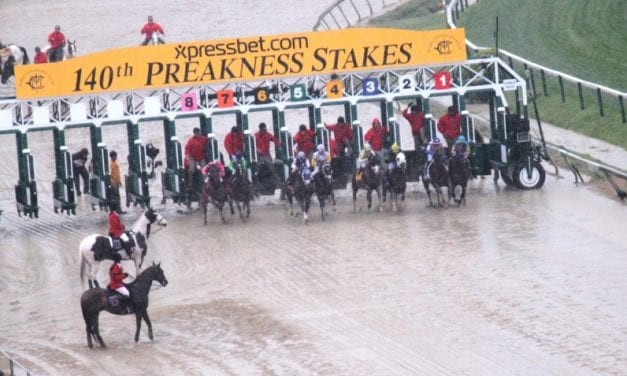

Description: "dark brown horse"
80 262 168 348
227 160 252 220
313 161 336 221
352 155 383 212
200 164 230 225
422 152 451 207
383 160 407 212
285 168 315 223
448 154 472 206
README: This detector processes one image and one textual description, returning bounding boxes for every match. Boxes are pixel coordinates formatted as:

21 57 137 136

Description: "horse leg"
84 315 93 348
376 186 383 212
134 312 143 342
92 313 105 348
245 200 250 218
203 202 208 226
352 186 358 212
89 261 100 289
319 196 326 221
366 188 372 210
143 311 154 341
229 198 235 215
236 201 244 220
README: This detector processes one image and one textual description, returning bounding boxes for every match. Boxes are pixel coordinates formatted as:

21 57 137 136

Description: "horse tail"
18 46 29 64
80 249 86 285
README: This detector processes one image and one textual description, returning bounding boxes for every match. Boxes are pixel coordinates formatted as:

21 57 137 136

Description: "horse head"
321 162 333 178
0 57 14 84
67 40 77 58
151 262 168 287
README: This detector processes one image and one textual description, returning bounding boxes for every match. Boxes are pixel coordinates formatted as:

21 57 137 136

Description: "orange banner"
15 28 466 99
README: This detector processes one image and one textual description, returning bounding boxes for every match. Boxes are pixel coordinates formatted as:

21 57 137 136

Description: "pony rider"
108 252 131 311
108 204 133 258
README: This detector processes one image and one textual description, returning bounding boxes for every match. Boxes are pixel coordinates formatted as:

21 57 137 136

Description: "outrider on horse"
80 262 168 348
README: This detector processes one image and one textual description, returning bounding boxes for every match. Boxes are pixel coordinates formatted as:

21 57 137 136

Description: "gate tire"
514 161 545 189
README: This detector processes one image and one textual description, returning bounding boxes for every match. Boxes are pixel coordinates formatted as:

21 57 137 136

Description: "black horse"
0 55 15 84
80 262 168 349
313 161 336 221
352 155 383 212
285 168 315 223
185 161 204 209
422 152 451 207
227 160 252 220
448 154 472 206
383 161 407 212
200 164 231 224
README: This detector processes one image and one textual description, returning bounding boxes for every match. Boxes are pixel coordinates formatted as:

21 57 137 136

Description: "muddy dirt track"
1 1 627 375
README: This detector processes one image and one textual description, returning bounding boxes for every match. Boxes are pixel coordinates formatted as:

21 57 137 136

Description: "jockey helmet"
391 143 400 152
302 169 312 180
364 143 372 151
431 137 441 145
296 151 306 160
456 135 468 144
231 155 238 163
235 150 243 158
317 144 325 152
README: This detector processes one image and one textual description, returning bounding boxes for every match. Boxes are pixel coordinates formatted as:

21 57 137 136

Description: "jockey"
108 204 132 258
424 137 447 182
356 143 379 183
291 151 310 173
311 144 331 178
386 143 406 171
108 252 131 310
451 135 470 160
201 159 225 183
227 150 249 176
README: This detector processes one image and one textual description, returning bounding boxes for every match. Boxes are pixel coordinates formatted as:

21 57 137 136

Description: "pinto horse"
285 168 315 223
313 161 336 221
80 262 168 348
227 160 252 220
200 164 231 224
79 208 168 289
0 44 29 84
352 155 383 212
422 152 451 207
383 159 407 212
448 154 472 206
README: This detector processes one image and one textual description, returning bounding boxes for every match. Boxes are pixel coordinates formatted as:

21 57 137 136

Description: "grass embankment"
369 0 627 150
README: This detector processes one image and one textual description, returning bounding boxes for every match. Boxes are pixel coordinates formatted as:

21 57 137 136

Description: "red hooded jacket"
402 108 425 136
108 211 125 238
364 119 388 151
293 129 315 155
437 113 462 141
224 131 245 158
255 131 281 156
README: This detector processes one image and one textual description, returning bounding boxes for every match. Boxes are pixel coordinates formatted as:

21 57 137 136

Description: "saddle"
108 231 135 251
106 289 134 314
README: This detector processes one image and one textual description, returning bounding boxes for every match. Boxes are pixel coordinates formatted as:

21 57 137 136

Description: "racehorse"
43 39 77 62
352 155 383 212
422 152 451 207
285 168 315 223
80 262 168 348
185 161 204 209
448 154 472 206
312 161 336 221
383 159 407 212
0 44 29 84
79 208 168 289
200 164 230 225
227 160 252 220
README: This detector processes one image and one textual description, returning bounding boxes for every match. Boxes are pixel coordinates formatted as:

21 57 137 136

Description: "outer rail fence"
0 349 33 376
446 0 626 124
445 0 627 199
313 0 406 31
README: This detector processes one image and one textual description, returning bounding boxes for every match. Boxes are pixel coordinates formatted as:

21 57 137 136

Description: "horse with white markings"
79 208 168 289
0 44 29 84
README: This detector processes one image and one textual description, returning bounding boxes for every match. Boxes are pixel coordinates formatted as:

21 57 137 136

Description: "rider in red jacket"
47 25 66 62
141 16 165 45
108 205 132 257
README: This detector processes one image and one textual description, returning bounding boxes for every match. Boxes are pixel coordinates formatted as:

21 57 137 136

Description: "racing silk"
141 22 164 39
293 129 315 156
254 131 281 156
224 132 245 158
201 160 225 177
109 263 126 290
437 113 462 142
364 126 388 151
402 108 425 136
388 151 406 169
325 123 353 148
227 158 248 173
47 31 66 49
311 150 330 168
426 143 446 162
108 211 125 238
358 148 373 161
452 142 470 159
185 134 208 163
291 157 310 172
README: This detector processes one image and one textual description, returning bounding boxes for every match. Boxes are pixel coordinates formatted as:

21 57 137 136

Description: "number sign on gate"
216 89 234 108
399 75 417 93
362 78 379 96
180 93 198 111
290 84 307 101
255 87 269 104
325 79 344 99
434 71 452 90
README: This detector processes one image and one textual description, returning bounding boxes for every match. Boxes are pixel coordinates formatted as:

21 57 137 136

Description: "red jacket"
402 108 425 136
364 125 388 152
293 129 315 155
224 132 245 158
108 211 125 238
48 31 66 49
437 113 462 141
185 134 208 162
109 263 126 290
329 138 339 158
34 52 48 64
325 123 353 148
255 131 281 156
141 22 164 39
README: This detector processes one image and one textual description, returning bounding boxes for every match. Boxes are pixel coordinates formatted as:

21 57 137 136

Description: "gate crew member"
293 124 316 159
254 122 281 183
364 117 388 161
437 106 462 148
402 103 426 150
224 126 245 160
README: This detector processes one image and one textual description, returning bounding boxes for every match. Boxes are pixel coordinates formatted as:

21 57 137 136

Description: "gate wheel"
514 161 546 189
